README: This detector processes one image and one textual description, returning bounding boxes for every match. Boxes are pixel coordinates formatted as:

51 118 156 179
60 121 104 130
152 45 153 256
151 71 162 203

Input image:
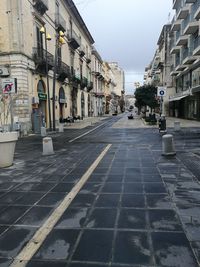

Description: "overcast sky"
73 0 174 94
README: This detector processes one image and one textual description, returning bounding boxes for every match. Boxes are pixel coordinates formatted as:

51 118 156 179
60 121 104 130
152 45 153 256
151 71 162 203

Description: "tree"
110 92 119 114
119 96 125 113
134 85 159 114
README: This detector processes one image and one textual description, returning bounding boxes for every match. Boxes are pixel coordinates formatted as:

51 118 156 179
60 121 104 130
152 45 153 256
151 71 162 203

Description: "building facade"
0 0 94 133
145 0 200 119
169 0 200 119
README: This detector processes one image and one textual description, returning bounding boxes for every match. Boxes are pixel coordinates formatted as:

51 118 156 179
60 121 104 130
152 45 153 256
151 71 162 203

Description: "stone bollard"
42 137 54 156
41 127 47 137
162 134 176 156
174 121 181 131
58 124 64 133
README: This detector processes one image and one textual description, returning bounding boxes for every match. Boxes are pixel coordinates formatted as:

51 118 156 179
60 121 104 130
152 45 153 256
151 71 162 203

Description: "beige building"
108 62 125 97
0 0 95 133
91 48 104 116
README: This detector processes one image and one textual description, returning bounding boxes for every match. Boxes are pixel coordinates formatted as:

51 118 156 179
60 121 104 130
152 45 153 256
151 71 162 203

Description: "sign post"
157 87 166 115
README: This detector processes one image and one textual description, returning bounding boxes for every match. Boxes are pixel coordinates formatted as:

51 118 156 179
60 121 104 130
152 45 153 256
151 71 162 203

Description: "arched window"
59 87 66 103
37 80 46 93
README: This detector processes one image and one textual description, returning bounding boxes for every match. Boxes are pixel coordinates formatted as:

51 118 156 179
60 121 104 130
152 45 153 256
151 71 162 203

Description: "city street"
0 114 200 267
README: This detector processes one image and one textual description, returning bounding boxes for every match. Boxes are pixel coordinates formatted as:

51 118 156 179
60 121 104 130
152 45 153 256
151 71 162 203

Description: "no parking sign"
157 87 166 97
1 78 17 94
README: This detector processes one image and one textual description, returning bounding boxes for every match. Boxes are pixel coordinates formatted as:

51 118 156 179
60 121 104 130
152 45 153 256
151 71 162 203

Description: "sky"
73 0 174 95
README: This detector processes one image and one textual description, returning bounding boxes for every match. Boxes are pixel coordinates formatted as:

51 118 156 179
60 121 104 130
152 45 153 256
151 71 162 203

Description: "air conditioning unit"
32 96 39 104
0 67 9 77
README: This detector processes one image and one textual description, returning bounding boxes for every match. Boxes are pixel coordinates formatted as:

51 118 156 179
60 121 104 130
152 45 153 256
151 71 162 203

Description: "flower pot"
0 132 18 168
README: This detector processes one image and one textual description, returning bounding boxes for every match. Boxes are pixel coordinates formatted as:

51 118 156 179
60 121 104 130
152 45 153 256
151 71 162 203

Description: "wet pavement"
0 114 200 267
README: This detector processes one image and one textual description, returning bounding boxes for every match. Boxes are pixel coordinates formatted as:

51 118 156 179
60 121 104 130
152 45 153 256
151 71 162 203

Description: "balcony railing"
176 30 181 42
175 56 180 67
32 47 54 69
185 0 196 3
182 47 191 59
80 77 88 89
177 5 190 19
183 11 199 34
193 35 200 50
33 0 48 15
182 14 190 30
87 81 93 91
55 13 66 32
194 0 200 19
57 61 71 82
79 45 86 57
67 30 81 50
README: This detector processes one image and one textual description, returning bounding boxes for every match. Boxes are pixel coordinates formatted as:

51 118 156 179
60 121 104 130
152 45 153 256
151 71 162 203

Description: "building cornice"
64 0 95 44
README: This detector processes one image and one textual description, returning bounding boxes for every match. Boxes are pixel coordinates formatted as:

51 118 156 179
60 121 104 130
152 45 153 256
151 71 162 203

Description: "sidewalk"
63 116 110 129
165 117 200 128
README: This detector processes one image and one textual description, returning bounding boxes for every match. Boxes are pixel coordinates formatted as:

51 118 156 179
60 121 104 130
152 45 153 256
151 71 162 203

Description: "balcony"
67 30 80 50
86 58 91 64
32 47 54 72
177 6 190 19
170 71 179 76
173 0 181 9
95 92 104 98
80 77 88 89
171 19 182 31
33 0 48 15
98 74 104 81
174 56 185 71
79 45 86 57
176 34 189 45
193 35 200 55
182 49 198 64
87 81 93 92
175 63 186 71
170 46 181 54
55 13 66 32
194 5 200 19
57 61 70 82
183 19 199 35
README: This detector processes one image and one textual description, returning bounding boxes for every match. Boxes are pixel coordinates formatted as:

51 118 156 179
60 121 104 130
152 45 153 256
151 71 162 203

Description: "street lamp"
40 26 52 131
52 31 65 131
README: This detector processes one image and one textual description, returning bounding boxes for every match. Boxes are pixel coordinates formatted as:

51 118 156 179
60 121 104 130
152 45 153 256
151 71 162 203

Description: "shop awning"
169 94 189 102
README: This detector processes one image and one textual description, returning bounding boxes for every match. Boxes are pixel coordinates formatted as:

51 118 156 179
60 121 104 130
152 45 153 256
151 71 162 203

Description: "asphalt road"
0 114 200 267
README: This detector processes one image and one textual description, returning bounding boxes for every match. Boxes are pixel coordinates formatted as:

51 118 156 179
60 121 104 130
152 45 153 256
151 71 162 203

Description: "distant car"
128 113 134 119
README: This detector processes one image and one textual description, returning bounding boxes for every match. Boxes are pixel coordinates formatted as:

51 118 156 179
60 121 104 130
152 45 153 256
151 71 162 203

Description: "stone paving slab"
0 115 200 266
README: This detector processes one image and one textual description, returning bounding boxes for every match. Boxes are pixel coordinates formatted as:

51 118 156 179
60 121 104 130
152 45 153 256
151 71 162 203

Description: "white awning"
169 94 189 102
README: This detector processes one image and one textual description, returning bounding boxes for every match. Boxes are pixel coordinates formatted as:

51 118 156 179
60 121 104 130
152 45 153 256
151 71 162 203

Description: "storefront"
59 87 67 121
32 80 47 133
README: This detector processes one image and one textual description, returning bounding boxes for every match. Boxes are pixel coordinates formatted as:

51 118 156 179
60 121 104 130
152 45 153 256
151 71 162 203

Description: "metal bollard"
174 121 181 131
162 134 176 156
42 137 54 156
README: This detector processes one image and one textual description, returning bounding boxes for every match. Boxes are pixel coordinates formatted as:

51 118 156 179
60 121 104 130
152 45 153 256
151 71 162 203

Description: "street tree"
110 92 119 114
134 85 159 115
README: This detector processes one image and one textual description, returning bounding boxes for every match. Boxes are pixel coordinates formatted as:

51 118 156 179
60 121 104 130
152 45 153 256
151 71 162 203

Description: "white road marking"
68 121 108 143
10 144 112 267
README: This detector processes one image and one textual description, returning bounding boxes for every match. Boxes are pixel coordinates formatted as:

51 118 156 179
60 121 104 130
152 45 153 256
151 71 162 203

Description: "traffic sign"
1 78 17 94
157 87 166 97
